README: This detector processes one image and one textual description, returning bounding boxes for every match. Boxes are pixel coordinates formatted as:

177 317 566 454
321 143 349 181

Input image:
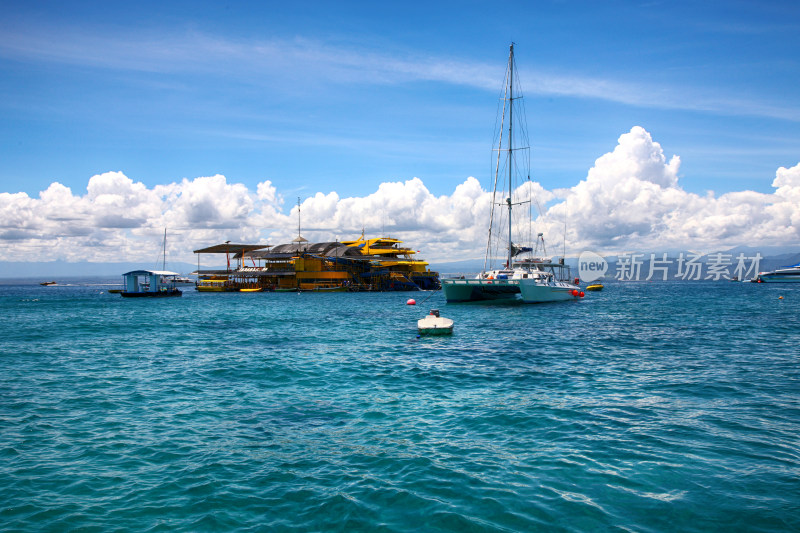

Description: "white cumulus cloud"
1 127 798 267
539 127 800 255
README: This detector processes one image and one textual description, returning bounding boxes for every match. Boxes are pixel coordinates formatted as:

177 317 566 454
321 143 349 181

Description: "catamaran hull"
442 279 579 303
441 280 520 302
518 281 577 303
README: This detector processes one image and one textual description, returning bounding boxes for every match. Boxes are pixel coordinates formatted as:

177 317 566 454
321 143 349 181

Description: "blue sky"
2 0 798 197
1 0 799 265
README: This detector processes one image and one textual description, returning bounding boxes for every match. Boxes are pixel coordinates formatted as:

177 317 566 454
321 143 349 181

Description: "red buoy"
579 291 585 298
571 289 579 296
407 299 416 305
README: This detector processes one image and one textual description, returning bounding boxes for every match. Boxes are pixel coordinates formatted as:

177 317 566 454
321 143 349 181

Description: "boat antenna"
563 199 568 261
527 176 533 258
163 228 167 271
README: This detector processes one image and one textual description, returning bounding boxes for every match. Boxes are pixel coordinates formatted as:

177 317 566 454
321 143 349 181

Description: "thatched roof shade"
193 243 270 254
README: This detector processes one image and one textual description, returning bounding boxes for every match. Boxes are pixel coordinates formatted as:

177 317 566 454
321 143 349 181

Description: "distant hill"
2 245 798 280
433 246 800 281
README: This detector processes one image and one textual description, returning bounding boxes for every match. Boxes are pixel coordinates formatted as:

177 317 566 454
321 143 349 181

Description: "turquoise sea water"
1 279 799 532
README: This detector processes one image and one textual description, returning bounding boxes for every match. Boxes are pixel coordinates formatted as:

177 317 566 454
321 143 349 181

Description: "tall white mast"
507 43 515 269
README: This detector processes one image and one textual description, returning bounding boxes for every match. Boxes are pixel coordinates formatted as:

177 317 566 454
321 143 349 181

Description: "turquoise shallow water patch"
1 279 799 531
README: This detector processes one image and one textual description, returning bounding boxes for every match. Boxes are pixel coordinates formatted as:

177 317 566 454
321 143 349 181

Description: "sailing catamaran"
442 44 582 303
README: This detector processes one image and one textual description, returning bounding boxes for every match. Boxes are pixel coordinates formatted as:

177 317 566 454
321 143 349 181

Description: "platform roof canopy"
193 243 270 254
122 270 180 276
270 242 356 255
239 242 366 259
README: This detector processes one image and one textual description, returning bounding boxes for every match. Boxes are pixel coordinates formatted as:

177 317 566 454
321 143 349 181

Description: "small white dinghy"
417 309 454 335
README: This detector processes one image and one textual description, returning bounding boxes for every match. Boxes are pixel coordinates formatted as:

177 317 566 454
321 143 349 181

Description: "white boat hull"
756 273 800 282
417 315 454 335
518 279 579 303
755 264 800 282
442 278 579 303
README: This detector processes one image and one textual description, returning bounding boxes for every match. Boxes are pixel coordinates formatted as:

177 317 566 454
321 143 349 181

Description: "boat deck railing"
443 278 519 285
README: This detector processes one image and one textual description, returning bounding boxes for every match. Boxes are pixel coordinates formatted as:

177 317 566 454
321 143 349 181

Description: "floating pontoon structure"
120 270 182 298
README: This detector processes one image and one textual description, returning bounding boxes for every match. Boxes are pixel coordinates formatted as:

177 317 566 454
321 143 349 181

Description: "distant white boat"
754 263 800 283
417 309 454 335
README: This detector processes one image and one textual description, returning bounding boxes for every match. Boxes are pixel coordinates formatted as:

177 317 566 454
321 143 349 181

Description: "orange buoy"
779 296 784 300
571 289 579 296
407 299 416 305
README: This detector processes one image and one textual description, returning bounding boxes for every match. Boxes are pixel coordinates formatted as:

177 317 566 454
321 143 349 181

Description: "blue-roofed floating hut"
120 270 183 297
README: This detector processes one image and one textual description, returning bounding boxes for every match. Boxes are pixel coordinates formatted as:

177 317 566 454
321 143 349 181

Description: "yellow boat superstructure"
340 235 439 290
196 279 230 292
194 236 439 292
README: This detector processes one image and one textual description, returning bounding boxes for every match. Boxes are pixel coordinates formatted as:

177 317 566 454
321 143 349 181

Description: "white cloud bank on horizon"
1 126 799 265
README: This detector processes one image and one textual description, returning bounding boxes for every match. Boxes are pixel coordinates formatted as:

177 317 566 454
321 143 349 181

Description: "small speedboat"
417 309 454 335
40 281 57 286
585 282 604 291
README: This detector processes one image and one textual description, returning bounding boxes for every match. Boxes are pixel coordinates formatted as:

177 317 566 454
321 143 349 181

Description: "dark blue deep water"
1 279 799 531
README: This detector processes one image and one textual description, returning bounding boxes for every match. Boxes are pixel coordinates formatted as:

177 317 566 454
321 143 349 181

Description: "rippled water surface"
2 279 799 531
